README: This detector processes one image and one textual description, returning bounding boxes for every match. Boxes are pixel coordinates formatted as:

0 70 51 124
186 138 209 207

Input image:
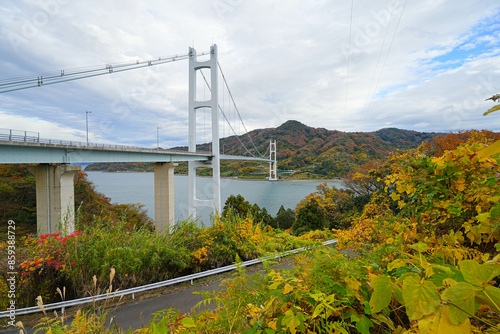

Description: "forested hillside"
87 120 442 178
214 120 442 176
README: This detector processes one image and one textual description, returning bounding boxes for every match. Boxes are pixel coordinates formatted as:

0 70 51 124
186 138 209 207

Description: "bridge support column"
28 164 81 236
153 162 178 233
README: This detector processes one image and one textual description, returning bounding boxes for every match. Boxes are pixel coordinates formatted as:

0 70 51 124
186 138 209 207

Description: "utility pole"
86 110 92 145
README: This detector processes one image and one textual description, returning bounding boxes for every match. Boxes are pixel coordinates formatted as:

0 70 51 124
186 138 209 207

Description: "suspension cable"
198 69 262 158
217 61 264 157
0 51 210 94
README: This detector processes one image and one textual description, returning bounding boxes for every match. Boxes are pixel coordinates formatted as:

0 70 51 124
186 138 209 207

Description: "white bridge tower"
269 140 278 181
188 45 221 218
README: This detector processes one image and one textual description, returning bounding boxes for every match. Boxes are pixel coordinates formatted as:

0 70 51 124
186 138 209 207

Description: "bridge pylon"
188 45 221 218
269 140 278 181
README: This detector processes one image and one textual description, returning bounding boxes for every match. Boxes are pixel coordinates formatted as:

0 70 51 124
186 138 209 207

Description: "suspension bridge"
0 44 278 235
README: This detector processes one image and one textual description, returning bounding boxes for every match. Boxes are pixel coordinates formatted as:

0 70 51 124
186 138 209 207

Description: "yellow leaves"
268 319 278 331
484 104 500 116
281 309 304 334
192 246 208 264
417 305 471 334
390 192 401 202
283 283 293 295
455 178 466 192
476 139 500 160
388 259 407 272
247 303 263 322
459 260 500 287
345 276 361 291
442 230 464 246
432 156 445 167
264 296 278 317
179 317 197 329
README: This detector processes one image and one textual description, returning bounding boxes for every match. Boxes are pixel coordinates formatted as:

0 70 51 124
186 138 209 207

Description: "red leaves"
38 231 81 244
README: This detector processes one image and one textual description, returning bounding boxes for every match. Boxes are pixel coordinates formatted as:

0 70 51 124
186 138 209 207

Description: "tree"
293 197 325 235
274 205 295 230
344 161 386 196
222 194 275 226
222 194 251 217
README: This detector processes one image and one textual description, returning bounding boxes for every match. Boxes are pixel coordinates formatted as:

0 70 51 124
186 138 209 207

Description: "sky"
0 0 499 148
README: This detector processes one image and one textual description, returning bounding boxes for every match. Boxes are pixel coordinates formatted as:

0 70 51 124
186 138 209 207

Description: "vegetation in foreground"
0 210 327 315
21 129 500 333
127 131 500 333
2 123 500 332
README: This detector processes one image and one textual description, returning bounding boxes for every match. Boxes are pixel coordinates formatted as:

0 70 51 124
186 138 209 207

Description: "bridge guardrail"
0 128 211 155
0 239 336 318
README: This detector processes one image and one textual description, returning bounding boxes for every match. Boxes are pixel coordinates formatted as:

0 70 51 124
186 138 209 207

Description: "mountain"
200 120 443 177
86 120 444 178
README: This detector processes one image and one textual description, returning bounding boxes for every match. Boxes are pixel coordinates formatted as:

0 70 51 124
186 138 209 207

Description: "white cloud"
0 110 84 141
0 0 499 148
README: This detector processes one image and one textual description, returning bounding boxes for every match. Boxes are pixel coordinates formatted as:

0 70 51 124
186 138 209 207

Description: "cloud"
0 0 499 148
0 110 84 141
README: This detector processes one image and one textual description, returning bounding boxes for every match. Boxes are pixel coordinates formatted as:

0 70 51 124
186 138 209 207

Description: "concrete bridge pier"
28 164 81 235
153 162 178 233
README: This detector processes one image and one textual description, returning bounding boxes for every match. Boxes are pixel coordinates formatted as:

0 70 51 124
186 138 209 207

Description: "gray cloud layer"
0 0 499 147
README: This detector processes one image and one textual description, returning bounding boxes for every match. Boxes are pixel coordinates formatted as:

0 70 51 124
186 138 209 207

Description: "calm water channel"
85 172 345 224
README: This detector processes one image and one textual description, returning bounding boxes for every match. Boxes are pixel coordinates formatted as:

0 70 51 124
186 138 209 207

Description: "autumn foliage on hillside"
200 120 442 177
84 121 441 177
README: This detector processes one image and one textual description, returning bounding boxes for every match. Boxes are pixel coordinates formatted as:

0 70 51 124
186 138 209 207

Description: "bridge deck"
0 140 213 164
0 141 270 164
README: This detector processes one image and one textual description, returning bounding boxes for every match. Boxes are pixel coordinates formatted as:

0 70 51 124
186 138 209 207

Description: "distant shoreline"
223 177 344 182
85 170 343 182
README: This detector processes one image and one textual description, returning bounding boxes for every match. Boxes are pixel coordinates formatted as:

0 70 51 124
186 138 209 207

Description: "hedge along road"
0 258 296 333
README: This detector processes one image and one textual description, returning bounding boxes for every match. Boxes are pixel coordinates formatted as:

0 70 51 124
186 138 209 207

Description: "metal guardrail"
0 129 40 143
0 128 209 155
0 239 336 318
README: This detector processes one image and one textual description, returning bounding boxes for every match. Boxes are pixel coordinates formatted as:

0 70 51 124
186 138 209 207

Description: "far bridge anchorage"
0 45 278 235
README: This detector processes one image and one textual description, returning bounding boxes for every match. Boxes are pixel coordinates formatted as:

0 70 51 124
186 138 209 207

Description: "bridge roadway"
0 140 269 164
0 140 213 164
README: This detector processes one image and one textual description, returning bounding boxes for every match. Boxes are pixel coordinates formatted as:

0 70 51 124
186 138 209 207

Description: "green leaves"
179 317 197 328
369 275 393 313
350 312 374 334
459 260 500 287
441 282 477 324
409 242 429 253
402 274 440 320
482 286 500 313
